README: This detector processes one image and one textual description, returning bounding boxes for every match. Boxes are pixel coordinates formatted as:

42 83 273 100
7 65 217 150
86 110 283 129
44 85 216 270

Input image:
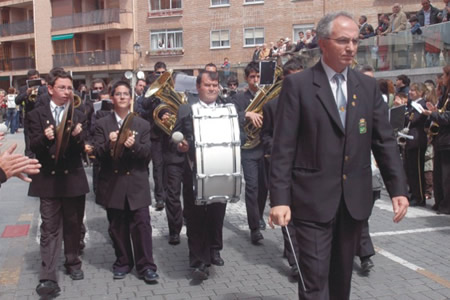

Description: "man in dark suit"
27 69 89 298
232 62 268 244
94 80 159 283
268 12 409 300
174 70 227 280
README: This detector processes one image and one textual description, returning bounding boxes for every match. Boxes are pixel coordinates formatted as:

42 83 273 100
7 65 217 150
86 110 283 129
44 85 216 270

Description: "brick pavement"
0 132 450 299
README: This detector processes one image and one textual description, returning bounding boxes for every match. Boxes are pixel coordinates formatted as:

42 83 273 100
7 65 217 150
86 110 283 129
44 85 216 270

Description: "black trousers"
106 204 157 275
282 221 299 266
293 200 363 300
164 162 186 235
39 196 85 282
241 153 267 230
433 149 450 213
404 147 426 203
181 161 227 267
151 139 166 203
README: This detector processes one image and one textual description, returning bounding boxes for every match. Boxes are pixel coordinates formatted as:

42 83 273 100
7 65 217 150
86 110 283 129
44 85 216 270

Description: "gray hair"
316 11 355 40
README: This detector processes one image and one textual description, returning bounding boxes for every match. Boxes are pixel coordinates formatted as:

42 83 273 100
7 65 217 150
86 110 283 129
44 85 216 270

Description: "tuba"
242 66 283 150
428 96 449 139
145 70 187 135
29 86 39 102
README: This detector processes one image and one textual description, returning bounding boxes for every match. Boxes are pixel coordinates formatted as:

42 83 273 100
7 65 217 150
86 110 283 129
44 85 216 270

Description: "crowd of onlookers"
0 88 21 134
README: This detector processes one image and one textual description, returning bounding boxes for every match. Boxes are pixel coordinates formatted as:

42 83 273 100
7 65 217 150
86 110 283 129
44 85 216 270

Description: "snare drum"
192 103 242 205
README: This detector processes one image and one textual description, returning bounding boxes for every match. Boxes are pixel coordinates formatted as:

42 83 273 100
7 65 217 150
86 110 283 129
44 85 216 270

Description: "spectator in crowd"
396 74 411 95
226 76 239 98
294 31 306 52
394 92 409 107
359 15 369 35
361 24 376 39
417 0 442 26
307 29 318 49
304 30 313 46
386 3 408 33
252 46 261 62
221 57 231 78
259 43 271 61
0 90 6 123
410 15 424 68
6 88 17 134
377 14 390 35
441 0 450 22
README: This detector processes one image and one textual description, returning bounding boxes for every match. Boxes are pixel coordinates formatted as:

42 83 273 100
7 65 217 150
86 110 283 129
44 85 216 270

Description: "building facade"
0 0 443 89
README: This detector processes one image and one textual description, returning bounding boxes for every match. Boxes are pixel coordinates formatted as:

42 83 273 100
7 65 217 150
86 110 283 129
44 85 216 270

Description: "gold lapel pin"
352 102 356 107
353 94 357 99
340 106 345 112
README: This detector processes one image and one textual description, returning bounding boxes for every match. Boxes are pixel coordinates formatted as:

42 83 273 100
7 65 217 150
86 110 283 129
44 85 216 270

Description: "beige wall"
34 0 53 73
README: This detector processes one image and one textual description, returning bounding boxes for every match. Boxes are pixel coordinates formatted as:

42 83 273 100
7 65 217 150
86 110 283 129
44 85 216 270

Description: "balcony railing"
0 19 34 37
0 56 35 71
53 49 121 68
52 8 121 31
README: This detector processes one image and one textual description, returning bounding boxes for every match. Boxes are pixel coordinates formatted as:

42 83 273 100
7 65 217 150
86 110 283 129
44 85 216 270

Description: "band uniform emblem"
359 118 367 134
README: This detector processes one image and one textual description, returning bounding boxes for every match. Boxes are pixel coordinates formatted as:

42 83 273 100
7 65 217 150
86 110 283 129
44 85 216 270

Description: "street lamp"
133 42 142 58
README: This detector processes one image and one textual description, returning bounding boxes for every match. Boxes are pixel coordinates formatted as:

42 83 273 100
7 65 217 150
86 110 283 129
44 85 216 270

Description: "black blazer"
430 90 450 151
94 113 152 210
269 62 407 223
27 102 89 198
260 97 278 156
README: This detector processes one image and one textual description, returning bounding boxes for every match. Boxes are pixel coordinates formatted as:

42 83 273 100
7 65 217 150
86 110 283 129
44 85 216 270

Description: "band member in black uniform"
15 69 47 158
260 58 303 278
404 83 428 206
142 61 167 211
174 70 227 280
93 80 159 283
232 62 268 244
422 65 450 214
28 69 89 298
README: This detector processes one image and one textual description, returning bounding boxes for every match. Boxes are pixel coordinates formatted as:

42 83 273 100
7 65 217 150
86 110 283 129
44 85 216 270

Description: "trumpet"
427 96 449 139
29 86 38 102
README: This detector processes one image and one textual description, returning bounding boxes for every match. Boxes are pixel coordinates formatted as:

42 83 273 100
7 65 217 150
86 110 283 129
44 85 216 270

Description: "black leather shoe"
36 280 61 298
155 200 165 211
192 263 209 281
259 218 266 230
211 252 224 266
168 233 180 245
409 200 425 207
113 270 127 280
250 229 264 244
68 269 84 280
140 269 159 283
360 257 374 273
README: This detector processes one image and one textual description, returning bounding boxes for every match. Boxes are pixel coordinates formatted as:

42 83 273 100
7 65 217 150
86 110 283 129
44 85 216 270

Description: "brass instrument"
145 70 187 135
397 112 414 147
29 86 38 102
242 66 283 150
428 96 449 139
73 94 82 108
111 113 136 160
55 97 75 162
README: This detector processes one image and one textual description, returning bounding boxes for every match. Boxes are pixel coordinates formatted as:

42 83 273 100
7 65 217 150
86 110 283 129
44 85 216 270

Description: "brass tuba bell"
145 70 187 135
29 87 38 102
242 66 283 150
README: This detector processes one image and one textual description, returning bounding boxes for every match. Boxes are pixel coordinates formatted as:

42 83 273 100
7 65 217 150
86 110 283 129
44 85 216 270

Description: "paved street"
0 131 450 300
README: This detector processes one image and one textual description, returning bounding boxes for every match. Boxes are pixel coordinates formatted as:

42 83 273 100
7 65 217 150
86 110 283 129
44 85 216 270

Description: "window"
244 27 264 46
211 0 229 6
150 0 182 11
244 0 264 3
211 30 230 48
150 29 183 50
293 24 314 42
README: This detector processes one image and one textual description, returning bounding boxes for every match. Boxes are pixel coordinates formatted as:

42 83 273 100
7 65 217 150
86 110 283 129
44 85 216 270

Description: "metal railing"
51 8 121 31
53 49 121 68
0 57 35 71
0 19 34 37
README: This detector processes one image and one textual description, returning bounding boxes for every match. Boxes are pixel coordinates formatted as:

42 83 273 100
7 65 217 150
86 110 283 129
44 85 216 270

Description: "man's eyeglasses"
155 71 165 76
55 86 74 92
326 37 359 46
92 87 103 91
228 83 238 87
114 92 130 98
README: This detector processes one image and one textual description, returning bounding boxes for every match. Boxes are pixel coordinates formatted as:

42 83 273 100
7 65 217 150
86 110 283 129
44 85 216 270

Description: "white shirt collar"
114 111 130 126
198 99 217 108
321 58 348 83
50 100 65 111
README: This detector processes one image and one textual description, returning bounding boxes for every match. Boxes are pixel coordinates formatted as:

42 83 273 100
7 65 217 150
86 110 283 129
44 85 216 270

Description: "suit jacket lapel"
313 63 345 134
43 103 56 127
345 69 360 135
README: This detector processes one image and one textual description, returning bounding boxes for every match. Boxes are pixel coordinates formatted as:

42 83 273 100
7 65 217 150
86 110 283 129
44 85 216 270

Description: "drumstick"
284 225 307 292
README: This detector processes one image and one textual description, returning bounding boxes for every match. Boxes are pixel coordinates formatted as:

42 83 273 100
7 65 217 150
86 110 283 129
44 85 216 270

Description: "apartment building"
0 0 441 89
